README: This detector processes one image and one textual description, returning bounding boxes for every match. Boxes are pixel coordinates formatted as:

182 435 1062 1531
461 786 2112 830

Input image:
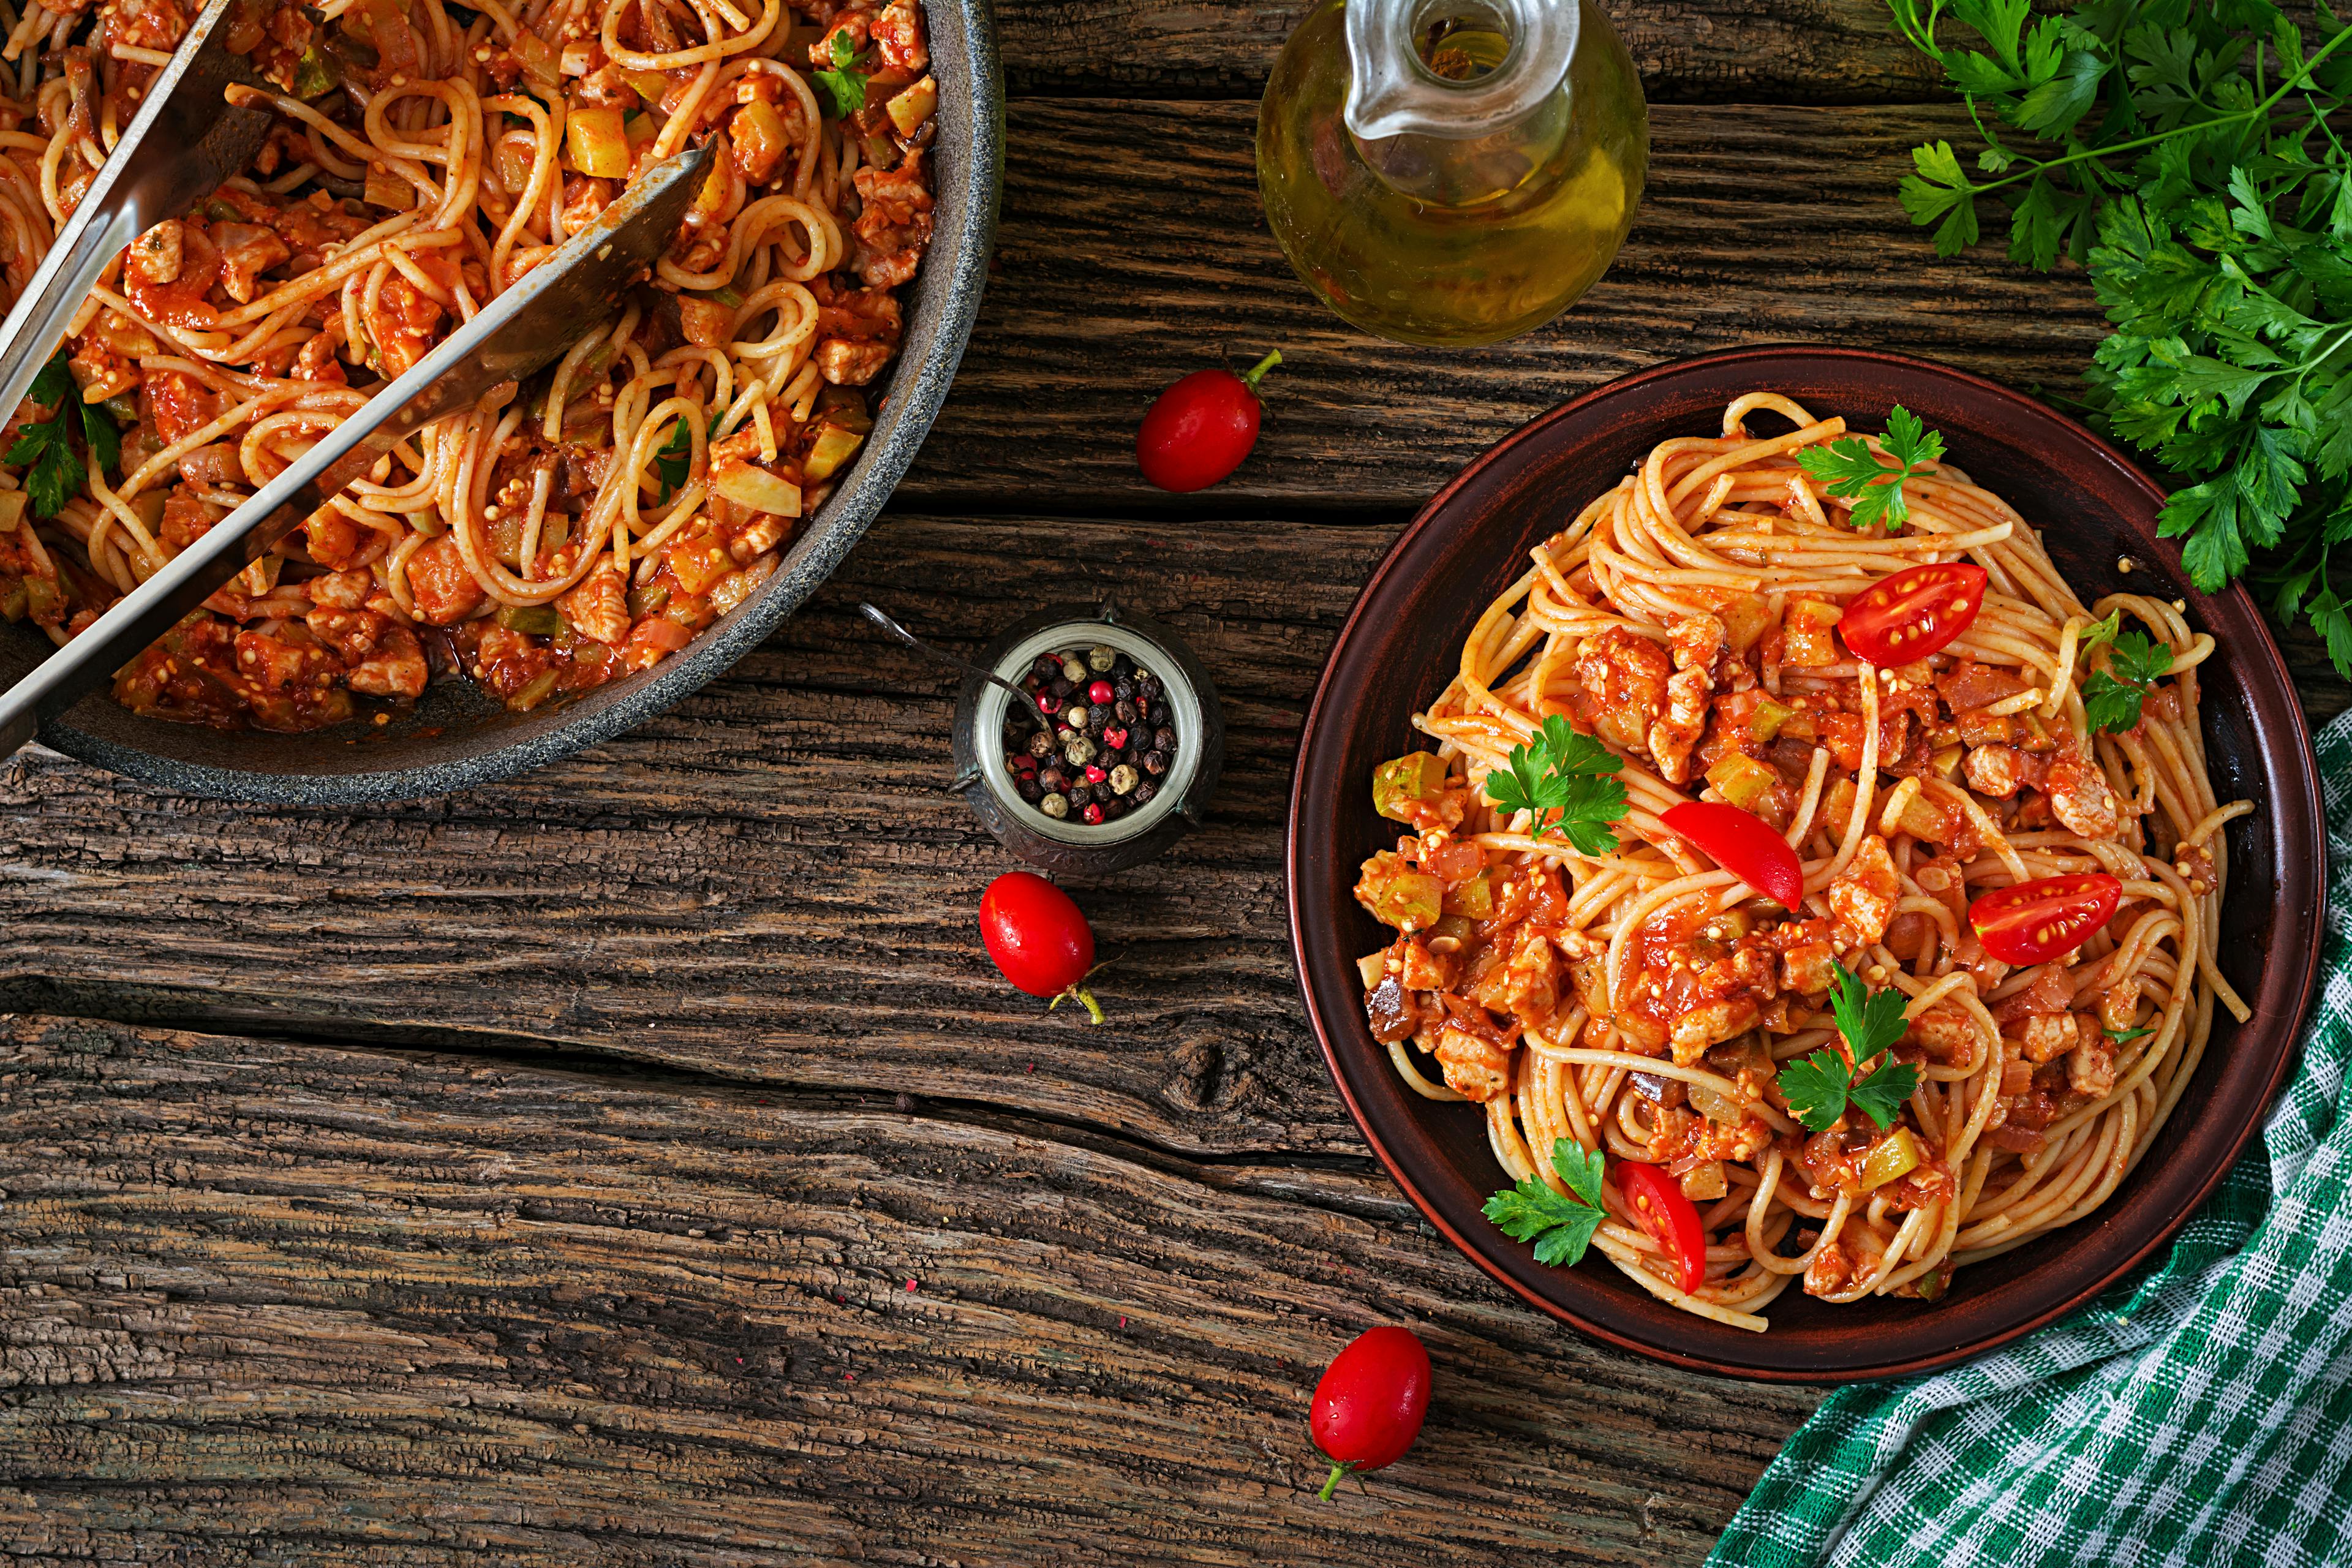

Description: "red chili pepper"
978 872 1103 1022
1309 1327 1430 1501
1136 350 1281 492
1969 872 2123 965
1660 801 1804 909
1615 1161 1707 1297
1838 562 1988 666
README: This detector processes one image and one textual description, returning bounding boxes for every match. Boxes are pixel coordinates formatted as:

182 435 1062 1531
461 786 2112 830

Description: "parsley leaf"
810 31 869 119
1480 713 1628 856
2079 628 2176 734
652 418 693 503
2105 1025 2154 1044
1795 404 1946 532
1483 1138 1609 1268
1775 962 1920 1133
4 350 119 519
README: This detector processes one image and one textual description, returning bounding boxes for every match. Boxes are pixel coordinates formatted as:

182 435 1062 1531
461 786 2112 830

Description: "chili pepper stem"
1317 1460 1349 1502
1240 349 1283 391
1047 984 1104 1025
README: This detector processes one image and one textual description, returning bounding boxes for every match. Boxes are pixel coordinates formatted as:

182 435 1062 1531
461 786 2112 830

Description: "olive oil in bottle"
1256 0 1649 348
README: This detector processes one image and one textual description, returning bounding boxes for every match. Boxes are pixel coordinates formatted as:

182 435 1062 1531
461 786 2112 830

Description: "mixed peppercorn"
1003 644 1179 825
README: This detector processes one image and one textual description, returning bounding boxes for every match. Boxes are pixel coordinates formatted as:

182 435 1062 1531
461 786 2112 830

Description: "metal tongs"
0 1 714 754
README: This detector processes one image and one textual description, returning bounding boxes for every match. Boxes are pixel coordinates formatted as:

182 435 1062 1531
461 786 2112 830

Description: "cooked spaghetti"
1355 393 2252 1330
0 0 936 729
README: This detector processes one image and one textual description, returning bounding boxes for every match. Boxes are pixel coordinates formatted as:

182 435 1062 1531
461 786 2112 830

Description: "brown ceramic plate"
1286 345 2326 1382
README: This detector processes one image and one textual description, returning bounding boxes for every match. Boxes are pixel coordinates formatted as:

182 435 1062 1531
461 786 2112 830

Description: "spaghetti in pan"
1354 393 2252 1332
0 0 937 730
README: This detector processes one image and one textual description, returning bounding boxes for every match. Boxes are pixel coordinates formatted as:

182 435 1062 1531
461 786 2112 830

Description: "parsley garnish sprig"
811 31 869 119
1774 962 1920 1133
1484 1138 1610 1267
1480 713 1629 856
6 350 118 518
1880 0 2352 678
1795 404 1945 533
2076 609 2175 734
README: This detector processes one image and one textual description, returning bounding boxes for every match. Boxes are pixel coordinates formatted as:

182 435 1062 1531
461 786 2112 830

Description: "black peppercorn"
1143 750 1169 775
1114 698 1137 725
1098 796 1124 821
1027 729 1055 759
1017 775 1044 804
1032 654 1061 681
1066 783 1092 809
1137 674 1161 699
1114 677 1136 702
1155 726 1176 752
1133 779 1158 805
1039 766 1068 793
1050 676 1073 698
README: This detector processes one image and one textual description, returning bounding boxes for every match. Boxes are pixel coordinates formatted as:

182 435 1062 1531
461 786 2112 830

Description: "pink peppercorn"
1088 679 1114 705
1037 692 1060 714
1084 764 1107 783
1082 803 1105 824
1103 726 1129 750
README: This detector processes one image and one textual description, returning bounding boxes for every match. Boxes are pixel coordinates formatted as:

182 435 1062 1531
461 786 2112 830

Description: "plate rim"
1284 342 2326 1382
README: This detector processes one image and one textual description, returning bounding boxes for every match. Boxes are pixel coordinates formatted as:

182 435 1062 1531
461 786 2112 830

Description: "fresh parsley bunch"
1796 403 1947 531
6 350 118 518
1480 714 1629 855
1483 1138 1611 1266
1774 962 1921 1133
1884 0 2352 676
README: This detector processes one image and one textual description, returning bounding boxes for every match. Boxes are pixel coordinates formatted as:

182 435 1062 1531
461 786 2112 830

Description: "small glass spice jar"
951 603 1224 873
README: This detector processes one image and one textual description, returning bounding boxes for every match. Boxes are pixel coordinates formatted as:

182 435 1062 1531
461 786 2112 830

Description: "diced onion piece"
1748 695 1793 741
627 69 672 104
801 421 866 481
1686 1080 1744 1125
565 107 632 179
0 489 25 533
886 75 938 137
511 32 560 96
364 163 413 211
1704 752 1777 810
1858 1126 1923 1192
1679 1161 1728 1201
731 99 794 182
712 461 802 519
1372 752 1448 821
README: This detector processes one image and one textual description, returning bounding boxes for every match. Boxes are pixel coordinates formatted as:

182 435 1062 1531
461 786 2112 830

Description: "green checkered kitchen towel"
1709 706 2352 1568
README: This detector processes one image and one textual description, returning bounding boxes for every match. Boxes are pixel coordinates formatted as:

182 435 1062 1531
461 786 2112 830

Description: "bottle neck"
1343 0 1577 145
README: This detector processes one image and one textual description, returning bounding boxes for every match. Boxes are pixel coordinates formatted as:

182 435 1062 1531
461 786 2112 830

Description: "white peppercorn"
1060 655 1089 684
1109 764 1138 794
1087 644 1117 672
1039 792 1069 818
1063 736 1097 767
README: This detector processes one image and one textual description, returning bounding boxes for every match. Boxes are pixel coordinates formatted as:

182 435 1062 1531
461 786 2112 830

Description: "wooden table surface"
3 4 2345 1564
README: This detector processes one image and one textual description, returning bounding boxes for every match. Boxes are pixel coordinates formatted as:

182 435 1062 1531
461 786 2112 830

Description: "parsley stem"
1957 24 2352 200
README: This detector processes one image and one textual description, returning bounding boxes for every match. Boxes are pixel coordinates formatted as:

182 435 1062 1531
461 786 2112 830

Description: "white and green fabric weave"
1709 708 2352 1568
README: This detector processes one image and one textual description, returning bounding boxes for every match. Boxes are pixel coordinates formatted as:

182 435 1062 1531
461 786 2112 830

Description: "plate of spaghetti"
1287 346 2325 1381
0 0 998 799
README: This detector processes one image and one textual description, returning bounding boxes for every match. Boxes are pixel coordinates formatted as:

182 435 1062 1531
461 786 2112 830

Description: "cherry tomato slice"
1968 872 2123 965
1616 1161 1708 1297
1838 562 1989 666
1660 801 1804 909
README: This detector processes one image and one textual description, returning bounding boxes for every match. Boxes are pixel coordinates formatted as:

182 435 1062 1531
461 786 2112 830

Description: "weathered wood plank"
0 1014 1820 1566
0 514 1375 1158
993 0 1945 102
904 100 2113 514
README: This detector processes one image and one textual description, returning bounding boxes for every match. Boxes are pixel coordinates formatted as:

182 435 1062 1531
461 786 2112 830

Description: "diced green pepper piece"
507 668 562 712
1704 753 1777 810
0 579 25 621
1749 695 1794 742
1430 913 1476 947
1858 1126 1922 1192
1441 868 1493 920
293 45 342 99
496 603 561 636
1369 870 1444 932
24 576 59 620
1373 752 1449 822
1915 1265 1948 1302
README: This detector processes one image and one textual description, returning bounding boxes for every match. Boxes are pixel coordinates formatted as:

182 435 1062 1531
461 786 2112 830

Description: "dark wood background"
2 3 2343 1563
